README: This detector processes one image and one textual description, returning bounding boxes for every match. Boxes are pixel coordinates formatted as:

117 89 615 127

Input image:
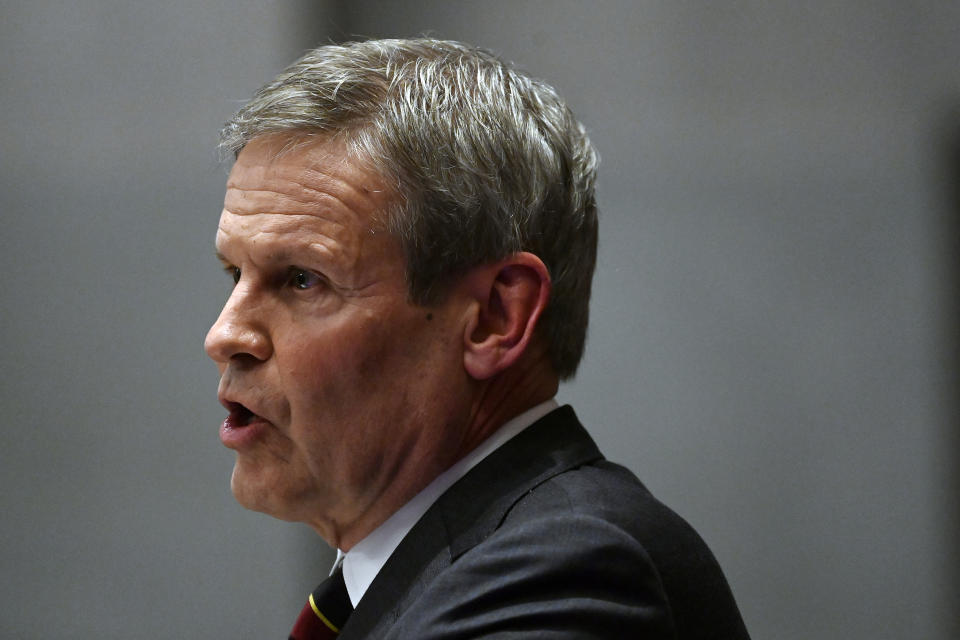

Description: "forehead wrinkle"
225 211 350 234
298 165 392 209
218 213 348 242
226 156 389 223
216 212 357 271
223 187 363 227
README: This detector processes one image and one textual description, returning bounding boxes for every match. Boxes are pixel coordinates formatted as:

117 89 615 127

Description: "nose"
204 286 272 365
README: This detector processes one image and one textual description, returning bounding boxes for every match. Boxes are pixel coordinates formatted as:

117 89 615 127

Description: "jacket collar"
341 406 602 638
439 405 603 560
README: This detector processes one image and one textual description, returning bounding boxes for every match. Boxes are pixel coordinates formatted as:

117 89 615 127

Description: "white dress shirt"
336 398 559 607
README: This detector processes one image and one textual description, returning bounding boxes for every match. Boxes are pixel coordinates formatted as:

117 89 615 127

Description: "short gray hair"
220 38 598 379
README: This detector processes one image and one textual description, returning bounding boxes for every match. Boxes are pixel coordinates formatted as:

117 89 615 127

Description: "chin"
230 462 281 516
229 461 317 524
230 465 263 510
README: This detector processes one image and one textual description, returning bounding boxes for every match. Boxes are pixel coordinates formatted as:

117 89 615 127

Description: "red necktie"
289 566 353 639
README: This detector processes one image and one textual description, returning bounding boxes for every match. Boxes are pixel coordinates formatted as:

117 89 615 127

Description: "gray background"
2 1 957 638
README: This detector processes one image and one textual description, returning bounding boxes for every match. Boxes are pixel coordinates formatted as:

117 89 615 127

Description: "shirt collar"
338 398 559 607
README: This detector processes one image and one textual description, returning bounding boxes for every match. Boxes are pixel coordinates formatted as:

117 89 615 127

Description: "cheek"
278 321 379 425
353 319 446 399
278 305 460 433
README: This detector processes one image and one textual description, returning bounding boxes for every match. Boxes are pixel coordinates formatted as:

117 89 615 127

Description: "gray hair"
220 38 598 379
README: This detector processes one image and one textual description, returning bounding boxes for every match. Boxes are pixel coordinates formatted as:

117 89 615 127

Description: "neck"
315 351 558 551
458 349 559 460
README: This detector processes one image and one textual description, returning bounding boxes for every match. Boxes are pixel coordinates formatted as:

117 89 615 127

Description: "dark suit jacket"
338 406 750 639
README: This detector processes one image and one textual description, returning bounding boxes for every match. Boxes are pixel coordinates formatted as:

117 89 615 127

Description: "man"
205 38 750 639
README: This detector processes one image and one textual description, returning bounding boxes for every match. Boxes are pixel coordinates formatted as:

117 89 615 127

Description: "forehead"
217 135 403 279
223 135 392 223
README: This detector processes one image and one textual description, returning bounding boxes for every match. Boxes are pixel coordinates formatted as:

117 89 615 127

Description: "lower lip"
219 417 271 449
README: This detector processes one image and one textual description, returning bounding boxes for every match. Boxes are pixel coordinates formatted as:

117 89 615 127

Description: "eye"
288 268 323 290
224 265 241 284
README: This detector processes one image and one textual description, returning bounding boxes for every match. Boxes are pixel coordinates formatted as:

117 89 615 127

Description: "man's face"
204 135 472 547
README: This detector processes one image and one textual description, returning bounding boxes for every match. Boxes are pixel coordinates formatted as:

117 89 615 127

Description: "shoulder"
507 460 750 639
364 408 750 639
391 459 749 639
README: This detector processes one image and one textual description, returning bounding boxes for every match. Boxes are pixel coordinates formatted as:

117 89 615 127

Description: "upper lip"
218 394 244 413
218 383 268 423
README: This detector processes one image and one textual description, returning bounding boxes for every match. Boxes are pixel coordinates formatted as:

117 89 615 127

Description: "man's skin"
205 133 558 551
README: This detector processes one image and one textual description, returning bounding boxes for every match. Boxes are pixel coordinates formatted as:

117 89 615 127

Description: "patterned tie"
289 566 353 639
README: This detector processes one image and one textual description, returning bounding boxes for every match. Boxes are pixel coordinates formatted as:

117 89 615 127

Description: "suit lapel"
338 406 602 639
439 406 603 560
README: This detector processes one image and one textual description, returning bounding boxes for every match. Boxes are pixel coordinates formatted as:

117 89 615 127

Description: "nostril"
204 320 271 363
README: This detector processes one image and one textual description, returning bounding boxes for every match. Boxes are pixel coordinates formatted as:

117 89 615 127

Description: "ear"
462 252 551 380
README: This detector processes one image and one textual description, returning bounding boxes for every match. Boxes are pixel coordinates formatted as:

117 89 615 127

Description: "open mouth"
219 400 268 448
228 402 256 427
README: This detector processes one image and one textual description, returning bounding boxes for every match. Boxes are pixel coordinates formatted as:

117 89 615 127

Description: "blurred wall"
2 2 957 639
0 1 336 637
